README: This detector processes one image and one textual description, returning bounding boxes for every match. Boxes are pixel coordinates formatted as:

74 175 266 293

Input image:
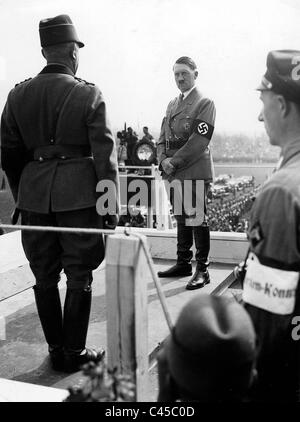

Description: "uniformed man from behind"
242 50 300 401
157 56 216 290
0 15 119 372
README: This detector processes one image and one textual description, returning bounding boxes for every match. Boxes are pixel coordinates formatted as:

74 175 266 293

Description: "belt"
33 145 92 161
167 138 188 150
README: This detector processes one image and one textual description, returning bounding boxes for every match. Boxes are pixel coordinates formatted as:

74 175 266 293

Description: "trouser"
176 220 210 270
21 207 104 290
171 180 210 269
21 207 105 354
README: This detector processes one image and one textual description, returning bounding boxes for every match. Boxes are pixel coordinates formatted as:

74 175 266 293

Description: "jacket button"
39 157 44 162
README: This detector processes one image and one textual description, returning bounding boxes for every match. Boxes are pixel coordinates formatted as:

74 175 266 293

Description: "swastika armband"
242 252 299 315
193 120 214 140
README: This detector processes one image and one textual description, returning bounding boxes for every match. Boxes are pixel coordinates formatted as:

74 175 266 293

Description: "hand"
161 158 176 176
103 214 119 230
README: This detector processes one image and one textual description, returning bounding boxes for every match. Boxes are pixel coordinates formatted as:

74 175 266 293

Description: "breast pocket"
177 115 193 137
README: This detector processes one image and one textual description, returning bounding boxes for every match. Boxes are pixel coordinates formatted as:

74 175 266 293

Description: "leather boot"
157 262 192 278
33 285 64 370
194 225 210 266
186 225 210 290
63 286 105 373
186 265 210 290
158 222 193 278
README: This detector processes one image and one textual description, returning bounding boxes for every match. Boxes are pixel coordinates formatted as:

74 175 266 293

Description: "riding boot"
186 225 210 290
63 286 105 373
158 222 193 278
33 285 64 370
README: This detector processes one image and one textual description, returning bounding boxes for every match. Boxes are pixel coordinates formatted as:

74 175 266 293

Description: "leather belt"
33 145 92 161
167 138 188 150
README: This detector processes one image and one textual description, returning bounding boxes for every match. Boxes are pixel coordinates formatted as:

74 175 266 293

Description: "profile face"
258 91 281 146
173 63 197 93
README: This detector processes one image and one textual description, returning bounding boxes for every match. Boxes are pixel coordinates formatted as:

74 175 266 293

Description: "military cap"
257 50 300 103
165 294 256 401
39 14 84 48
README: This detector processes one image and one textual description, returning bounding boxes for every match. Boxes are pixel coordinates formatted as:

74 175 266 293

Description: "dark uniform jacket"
243 140 300 400
1 64 119 214
157 87 216 182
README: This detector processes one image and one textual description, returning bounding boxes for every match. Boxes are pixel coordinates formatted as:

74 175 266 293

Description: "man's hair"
42 42 77 61
143 126 148 130
174 56 197 71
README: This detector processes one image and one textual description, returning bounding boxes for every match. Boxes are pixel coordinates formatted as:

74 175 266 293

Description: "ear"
71 48 77 60
194 70 198 80
41 49 45 58
277 95 290 117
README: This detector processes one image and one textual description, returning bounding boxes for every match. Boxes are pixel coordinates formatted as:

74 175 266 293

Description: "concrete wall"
130 227 248 265
0 228 247 302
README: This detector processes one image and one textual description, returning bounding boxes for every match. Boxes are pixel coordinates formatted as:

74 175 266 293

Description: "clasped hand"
161 158 176 176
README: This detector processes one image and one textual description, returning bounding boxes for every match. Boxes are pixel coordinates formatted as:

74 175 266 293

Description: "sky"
0 0 300 137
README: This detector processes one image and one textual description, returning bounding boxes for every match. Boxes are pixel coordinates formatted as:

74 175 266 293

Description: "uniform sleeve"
250 185 300 270
86 86 120 214
170 99 216 170
156 106 169 167
0 93 29 202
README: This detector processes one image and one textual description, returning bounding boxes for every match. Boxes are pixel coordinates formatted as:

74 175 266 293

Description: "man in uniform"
125 126 138 165
0 15 119 373
157 56 216 290
242 50 300 401
142 126 154 143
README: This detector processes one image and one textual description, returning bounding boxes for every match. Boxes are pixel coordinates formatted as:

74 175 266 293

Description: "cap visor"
256 76 272 91
77 41 84 48
256 82 266 91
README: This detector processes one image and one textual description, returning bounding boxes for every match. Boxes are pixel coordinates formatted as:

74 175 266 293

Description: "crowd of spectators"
207 187 259 232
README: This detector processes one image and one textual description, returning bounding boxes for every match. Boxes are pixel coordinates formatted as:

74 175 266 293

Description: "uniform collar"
39 63 75 76
171 86 200 118
181 85 196 100
280 138 300 168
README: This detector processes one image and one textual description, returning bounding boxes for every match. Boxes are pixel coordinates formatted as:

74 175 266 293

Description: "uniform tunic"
157 86 215 182
1 64 119 288
243 140 300 401
157 87 216 225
